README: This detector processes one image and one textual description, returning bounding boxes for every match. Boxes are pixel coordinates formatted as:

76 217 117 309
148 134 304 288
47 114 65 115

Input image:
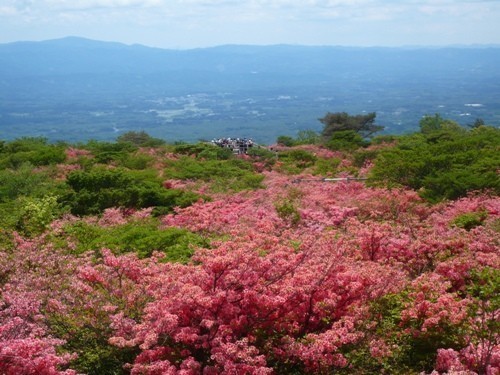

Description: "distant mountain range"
1 37 499 143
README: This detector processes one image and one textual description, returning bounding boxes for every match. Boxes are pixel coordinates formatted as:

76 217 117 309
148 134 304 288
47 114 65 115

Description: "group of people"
211 137 254 154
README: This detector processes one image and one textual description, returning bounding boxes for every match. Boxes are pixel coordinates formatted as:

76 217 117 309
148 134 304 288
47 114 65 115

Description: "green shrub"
173 143 233 160
275 200 301 225
63 167 200 215
119 153 154 170
451 211 487 230
274 188 303 226
276 135 296 147
82 140 137 164
276 131 320 147
353 149 379 168
370 126 500 201
164 157 264 192
313 158 341 176
0 137 66 169
326 130 368 151
0 163 64 203
116 131 165 147
60 219 208 262
16 195 63 236
278 149 317 173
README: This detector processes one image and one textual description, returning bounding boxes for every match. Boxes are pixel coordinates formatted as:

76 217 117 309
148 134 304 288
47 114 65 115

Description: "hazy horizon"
3 35 500 51
2 1 500 49
2 39 499 143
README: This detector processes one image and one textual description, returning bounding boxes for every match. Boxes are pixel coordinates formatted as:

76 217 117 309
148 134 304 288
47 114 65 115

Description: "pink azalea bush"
1 154 498 373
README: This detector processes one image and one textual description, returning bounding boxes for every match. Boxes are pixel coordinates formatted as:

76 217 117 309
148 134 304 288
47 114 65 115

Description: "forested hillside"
0 119 498 374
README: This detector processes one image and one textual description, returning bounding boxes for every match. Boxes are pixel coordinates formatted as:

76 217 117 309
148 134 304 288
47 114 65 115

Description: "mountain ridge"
3 35 500 50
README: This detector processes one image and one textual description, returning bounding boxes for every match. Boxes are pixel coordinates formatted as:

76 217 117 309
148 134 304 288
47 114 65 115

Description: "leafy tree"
320 112 383 139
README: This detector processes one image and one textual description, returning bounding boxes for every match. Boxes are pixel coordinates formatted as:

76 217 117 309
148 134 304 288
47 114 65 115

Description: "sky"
1 0 500 49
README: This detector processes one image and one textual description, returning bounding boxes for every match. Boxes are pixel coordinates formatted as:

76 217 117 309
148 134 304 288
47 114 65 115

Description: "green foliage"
296 130 321 145
274 188 303 226
0 137 66 169
326 130 368 151
353 149 379 168
197 146 234 160
103 224 208 261
419 114 463 134
276 130 320 146
274 200 301 225
63 167 199 215
281 149 317 165
276 135 296 147
467 267 499 332
116 130 165 147
82 140 137 164
247 147 277 161
353 267 499 375
16 195 63 236
420 168 498 202
312 157 341 176
468 118 485 129
118 153 154 170
451 211 488 230
354 289 465 374
370 125 500 202
320 112 383 139
173 142 233 160
371 134 398 145
344 293 411 375
53 322 138 375
277 149 317 174
0 162 67 231
60 219 208 262
468 267 499 314
0 163 56 202
164 157 264 192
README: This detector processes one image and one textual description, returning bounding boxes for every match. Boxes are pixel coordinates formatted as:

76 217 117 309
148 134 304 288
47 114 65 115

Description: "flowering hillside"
0 131 498 374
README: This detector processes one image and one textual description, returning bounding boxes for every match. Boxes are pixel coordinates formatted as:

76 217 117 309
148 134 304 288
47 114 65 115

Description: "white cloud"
44 0 162 10
0 6 18 16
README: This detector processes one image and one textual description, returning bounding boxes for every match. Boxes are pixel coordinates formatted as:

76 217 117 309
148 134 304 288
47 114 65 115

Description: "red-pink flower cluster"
1 168 498 373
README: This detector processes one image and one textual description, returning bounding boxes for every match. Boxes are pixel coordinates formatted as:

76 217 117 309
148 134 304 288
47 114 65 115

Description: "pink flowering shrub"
0 234 78 374
65 147 92 160
0 147 498 374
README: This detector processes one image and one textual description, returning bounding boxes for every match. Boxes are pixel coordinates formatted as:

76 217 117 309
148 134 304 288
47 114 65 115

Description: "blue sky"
1 0 500 48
